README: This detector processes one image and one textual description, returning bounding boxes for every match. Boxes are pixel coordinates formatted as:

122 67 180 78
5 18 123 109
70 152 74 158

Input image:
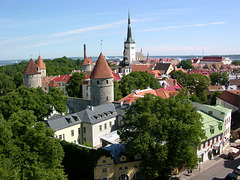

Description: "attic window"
208 111 213 115
210 126 215 134
72 116 79 121
66 118 72 123
93 116 98 119
221 112 225 115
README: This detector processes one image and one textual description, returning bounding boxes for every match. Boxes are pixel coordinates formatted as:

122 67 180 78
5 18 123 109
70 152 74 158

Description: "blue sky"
0 0 240 60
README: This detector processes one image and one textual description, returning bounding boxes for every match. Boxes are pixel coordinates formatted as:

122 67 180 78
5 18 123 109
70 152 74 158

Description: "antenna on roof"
100 37 103 53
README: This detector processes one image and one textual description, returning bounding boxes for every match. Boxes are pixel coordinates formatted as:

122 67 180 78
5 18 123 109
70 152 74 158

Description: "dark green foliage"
61 141 111 180
171 70 188 87
177 59 193 69
0 85 67 120
0 73 16 96
114 80 123 101
44 56 83 76
119 71 161 97
232 60 240 66
209 91 222 105
118 94 205 179
66 72 86 98
0 111 66 179
210 72 229 85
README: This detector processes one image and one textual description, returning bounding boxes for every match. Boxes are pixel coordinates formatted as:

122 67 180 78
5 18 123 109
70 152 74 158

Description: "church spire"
126 10 134 43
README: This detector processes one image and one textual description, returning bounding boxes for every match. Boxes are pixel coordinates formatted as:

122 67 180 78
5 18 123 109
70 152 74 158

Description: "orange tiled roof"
82 56 93 66
90 53 113 79
24 59 41 75
132 64 152 73
36 56 46 69
48 80 59 87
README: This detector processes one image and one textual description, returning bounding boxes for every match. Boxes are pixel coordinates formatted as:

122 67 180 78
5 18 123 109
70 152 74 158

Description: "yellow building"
94 144 142 180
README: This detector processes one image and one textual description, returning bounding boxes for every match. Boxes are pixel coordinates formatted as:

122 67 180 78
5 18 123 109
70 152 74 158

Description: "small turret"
82 44 94 72
36 56 46 76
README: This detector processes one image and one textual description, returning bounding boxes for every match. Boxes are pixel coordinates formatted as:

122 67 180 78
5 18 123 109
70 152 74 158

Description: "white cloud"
143 22 227 32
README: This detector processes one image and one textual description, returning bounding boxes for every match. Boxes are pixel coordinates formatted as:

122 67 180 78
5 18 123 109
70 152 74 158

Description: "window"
210 128 214 134
102 178 108 180
118 174 129 180
99 125 102 131
63 134 65 140
208 111 213 115
125 166 128 169
106 80 108 84
119 167 122 170
59 135 62 140
106 96 108 101
78 128 81 134
74 140 76 143
97 81 99 84
71 130 74 136
102 160 106 163
133 172 142 180
84 127 86 133
84 138 86 142
104 123 107 129
102 168 107 173
109 121 112 127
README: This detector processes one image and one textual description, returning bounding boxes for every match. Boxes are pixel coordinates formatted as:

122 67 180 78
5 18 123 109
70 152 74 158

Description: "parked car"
235 165 240 174
228 151 240 160
225 173 237 180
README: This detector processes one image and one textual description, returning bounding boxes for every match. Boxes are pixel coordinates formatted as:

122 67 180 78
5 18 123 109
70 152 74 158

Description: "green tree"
177 59 193 69
119 71 161 97
210 72 221 85
0 73 16 96
14 72 23 88
209 91 222 105
171 70 188 87
114 81 123 101
220 72 229 85
232 60 240 66
186 73 210 103
0 85 67 120
0 111 66 179
118 94 205 179
66 72 86 98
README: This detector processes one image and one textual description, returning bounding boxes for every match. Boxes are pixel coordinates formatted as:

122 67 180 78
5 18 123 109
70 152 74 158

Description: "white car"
235 165 240 174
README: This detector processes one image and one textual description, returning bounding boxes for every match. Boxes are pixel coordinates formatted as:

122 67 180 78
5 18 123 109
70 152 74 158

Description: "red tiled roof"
24 59 41 75
48 80 59 87
90 53 114 79
201 56 224 62
132 64 152 73
36 56 46 69
113 73 121 81
53 75 71 82
217 91 240 109
82 57 93 65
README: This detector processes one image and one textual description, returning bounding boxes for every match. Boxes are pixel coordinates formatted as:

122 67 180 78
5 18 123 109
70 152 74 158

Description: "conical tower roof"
36 56 46 69
82 57 93 65
90 53 113 79
48 80 59 87
24 58 41 75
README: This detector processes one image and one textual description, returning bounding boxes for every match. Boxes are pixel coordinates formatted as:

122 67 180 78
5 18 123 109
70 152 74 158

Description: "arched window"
118 174 129 180
133 172 142 180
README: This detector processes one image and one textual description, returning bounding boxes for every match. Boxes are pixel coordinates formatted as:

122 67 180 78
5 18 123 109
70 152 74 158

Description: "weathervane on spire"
100 37 103 53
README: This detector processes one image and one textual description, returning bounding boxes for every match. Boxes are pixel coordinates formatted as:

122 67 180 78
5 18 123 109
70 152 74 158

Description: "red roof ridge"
90 53 114 79
48 80 59 87
24 58 41 75
36 56 46 69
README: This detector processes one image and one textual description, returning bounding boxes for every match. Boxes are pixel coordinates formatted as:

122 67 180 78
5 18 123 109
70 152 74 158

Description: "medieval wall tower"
36 56 46 76
82 44 94 72
90 53 114 106
23 58 42 88
123 11 135 65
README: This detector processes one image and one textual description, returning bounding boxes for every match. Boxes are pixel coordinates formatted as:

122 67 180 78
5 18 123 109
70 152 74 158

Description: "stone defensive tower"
82 44 94 72
36 55 46 76
90 53 114 106
23 58 42 88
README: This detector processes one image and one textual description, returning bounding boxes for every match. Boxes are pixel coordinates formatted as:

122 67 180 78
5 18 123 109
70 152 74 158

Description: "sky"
0 0 240 60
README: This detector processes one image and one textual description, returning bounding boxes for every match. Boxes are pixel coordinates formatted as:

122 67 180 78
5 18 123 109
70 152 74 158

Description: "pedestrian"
190 170 192 173
188 169 190 174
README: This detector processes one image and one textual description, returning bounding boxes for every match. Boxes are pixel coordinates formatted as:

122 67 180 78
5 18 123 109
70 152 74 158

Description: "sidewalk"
171 143 237 180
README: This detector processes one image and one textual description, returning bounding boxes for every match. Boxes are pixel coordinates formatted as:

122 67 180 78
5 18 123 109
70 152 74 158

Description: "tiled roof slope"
217 91 240 109
24 58 41 75
90 53 114 79
53 75 71 82
82 56 93 65
48 80 59 87
36 56 46 69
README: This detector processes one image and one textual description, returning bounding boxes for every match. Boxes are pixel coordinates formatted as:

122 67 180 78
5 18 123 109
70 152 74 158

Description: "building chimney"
84 44 86 60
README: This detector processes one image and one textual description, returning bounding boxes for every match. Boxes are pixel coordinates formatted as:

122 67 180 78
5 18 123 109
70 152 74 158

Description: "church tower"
123 11 136 65
90 53 114 106
82 44 94 72
23 58 42 88
36 56 46 76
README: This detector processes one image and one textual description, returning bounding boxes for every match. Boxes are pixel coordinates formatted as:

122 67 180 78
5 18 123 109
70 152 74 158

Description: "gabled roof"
132 64 152 74
36 56 46 69
217 91 240 109
53 75 71 82
48 80 59 87
82 57 93 66
154 63 171 73
24 58 41 75
90 53 114 79
76 103 117 124
113 73 121 81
